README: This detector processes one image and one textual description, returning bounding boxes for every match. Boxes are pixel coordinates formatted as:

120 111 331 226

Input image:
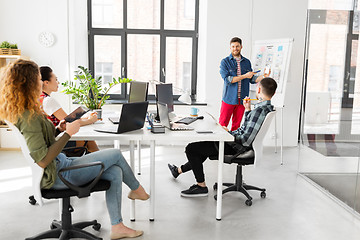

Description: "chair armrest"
62 146 89 154
58 161 105 198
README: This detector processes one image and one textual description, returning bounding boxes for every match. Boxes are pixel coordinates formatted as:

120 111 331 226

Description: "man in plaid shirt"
168 77 277 197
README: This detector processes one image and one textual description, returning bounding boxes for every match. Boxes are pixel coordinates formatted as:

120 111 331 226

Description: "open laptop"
95 102 148 134
157 102 193 131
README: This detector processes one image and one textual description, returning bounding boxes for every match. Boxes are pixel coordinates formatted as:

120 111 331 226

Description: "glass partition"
300 0 360 215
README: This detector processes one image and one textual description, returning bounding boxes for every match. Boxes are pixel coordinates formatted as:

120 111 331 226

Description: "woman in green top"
0 59 148 239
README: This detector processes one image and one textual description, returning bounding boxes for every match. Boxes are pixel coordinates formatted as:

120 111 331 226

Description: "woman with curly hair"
0 59 149 239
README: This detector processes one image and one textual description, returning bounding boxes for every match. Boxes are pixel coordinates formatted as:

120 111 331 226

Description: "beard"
232 51 240 57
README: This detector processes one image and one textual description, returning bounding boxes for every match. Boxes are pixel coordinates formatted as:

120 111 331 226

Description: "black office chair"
26 162 111 240
212 111 276 206
6 120 111 239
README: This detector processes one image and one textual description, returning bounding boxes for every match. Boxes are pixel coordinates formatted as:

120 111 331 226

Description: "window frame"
87 0 200 101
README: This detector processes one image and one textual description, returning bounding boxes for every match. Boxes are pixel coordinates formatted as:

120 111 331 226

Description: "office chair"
6 120 111 240
212 111 276 206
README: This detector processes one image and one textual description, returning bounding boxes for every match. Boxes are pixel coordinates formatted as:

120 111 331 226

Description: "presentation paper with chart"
250 38 293 107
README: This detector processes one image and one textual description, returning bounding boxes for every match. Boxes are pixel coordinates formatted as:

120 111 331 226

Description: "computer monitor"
155 83 174 113
128 81 149 103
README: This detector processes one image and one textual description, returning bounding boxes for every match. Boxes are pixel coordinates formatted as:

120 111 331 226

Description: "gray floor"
1 146 360 240
305 173 360 213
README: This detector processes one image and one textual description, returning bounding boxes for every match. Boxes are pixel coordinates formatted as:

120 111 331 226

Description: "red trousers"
219 100 245 131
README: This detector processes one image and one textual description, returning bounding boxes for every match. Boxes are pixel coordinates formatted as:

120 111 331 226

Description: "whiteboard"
250 38 294 108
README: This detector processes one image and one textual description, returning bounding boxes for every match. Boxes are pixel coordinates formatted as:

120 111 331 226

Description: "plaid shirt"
229 100 274 146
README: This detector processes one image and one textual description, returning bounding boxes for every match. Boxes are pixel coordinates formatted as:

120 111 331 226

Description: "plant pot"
93 109 102 120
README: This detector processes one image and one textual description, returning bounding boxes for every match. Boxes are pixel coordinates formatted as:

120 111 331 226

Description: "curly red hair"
0 59 42 123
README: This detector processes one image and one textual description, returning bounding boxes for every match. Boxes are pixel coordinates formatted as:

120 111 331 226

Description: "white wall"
0 0 308 147
203 0 308 146
0 0 72 111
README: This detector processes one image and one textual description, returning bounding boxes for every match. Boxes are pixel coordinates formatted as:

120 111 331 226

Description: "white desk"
71 113 233 221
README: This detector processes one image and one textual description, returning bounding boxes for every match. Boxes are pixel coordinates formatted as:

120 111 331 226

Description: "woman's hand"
57 120 67 132
65 120 81 137
88 112 98 124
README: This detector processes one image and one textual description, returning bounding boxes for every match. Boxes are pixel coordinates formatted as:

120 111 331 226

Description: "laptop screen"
129 81 148 103
156 83 174 113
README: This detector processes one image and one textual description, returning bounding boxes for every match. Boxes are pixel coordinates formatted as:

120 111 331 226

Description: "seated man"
168 77 277 197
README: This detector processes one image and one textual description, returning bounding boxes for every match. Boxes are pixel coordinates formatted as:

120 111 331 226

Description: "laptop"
95 102 148 134
157 102 193 131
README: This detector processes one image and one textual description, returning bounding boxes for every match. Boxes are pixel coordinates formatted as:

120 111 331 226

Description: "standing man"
219 37 269 131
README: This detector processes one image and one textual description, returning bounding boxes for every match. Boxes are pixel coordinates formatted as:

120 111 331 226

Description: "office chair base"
26 197 102 240
26 220 102 240
213 164 266 206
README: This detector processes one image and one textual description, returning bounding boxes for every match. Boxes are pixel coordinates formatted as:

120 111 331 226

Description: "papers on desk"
206 112 220 125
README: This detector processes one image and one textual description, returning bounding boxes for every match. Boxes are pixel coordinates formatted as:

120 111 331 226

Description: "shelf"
0 55 29 68
0 55 23 59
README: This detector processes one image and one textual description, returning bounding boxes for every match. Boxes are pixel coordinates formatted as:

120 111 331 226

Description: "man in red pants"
219 37 269 131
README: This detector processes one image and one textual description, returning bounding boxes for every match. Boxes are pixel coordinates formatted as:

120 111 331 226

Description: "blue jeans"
51 149 140 225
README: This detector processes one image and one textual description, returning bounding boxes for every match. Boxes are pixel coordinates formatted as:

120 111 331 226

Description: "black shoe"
168 164 180 179
181 184 208 197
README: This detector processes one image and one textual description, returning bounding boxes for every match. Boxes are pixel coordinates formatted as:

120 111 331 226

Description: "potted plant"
62 66 132 119
0 41 11 55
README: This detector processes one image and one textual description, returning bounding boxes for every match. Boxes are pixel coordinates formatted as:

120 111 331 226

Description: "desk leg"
149 140 155 221
137 140 141 175
114 140 120 149
216 141 224 221
129 141 136 221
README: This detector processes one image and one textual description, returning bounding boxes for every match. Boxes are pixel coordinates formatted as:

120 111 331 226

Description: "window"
88 0 200 101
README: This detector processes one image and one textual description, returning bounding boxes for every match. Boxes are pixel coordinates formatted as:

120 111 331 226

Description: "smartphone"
64 106 89 123
253 70 261 73
196 130 213 134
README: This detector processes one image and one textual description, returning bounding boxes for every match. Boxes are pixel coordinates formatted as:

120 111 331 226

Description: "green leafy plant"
10 44 18 49
62 66 133 109
0 41 11 48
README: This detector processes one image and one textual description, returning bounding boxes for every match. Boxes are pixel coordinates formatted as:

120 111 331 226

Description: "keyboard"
108 117 120 124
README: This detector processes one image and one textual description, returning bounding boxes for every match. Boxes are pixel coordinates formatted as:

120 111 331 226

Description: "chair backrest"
252 111 276 166
4 120 44 206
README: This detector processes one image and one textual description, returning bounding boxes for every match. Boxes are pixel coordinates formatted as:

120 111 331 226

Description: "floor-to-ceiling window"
88 0 199 101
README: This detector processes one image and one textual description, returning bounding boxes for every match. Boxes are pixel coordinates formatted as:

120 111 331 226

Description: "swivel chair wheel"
260 191 266 198
29 195 36 205
213 183 218 191
93 223 101 231
245 199 252 206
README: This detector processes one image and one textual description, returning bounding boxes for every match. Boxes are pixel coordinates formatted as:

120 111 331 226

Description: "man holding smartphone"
219 37 269 131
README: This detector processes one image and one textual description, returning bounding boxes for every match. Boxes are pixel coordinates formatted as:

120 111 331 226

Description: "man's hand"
243 96 251 111
263 68 272 78
243 71 255 79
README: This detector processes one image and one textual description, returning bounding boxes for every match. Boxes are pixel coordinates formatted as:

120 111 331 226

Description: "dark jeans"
181 141 247 183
